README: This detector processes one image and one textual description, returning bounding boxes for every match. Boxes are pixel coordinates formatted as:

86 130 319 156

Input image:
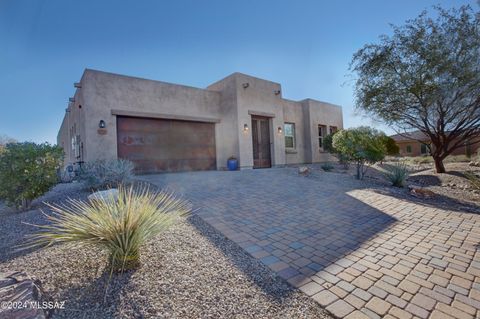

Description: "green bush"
321 163 334 171
383 163 410 187
0 142 63 209
0 135 16 154
28 185 191 272
79 159 134 190
332 127 386 179
380 135 400 156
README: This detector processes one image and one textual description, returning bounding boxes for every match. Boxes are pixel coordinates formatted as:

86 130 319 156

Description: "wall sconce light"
242 82 249 89
243 124 249 132
274 90 281 95
99 120 106 129
277 126 283 134
69 97 75 102
74 82 82 88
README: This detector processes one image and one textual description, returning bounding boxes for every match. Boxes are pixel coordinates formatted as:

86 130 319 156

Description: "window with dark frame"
329 126 337 135
284 123 295 148
318 125 326 149
406 145 412 153
421 143 428 154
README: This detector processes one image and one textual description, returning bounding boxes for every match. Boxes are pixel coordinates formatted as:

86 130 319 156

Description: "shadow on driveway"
141 168 398 299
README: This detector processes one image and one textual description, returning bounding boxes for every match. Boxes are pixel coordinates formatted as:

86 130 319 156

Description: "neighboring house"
57 69 343 173
390 131 480 157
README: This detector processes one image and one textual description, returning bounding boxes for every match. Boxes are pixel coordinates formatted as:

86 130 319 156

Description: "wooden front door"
251 116 271 168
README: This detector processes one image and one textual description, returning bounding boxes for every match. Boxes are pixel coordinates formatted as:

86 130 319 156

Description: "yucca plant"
383 163 410 187
26 185 191 272
464 171 480 190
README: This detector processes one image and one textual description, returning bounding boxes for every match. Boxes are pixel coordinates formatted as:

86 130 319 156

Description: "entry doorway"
251 116 272 168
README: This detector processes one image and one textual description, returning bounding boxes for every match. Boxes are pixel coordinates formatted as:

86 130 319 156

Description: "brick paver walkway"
142 168 480 319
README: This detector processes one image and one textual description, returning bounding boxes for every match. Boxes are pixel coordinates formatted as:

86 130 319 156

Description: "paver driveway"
142 168 480 319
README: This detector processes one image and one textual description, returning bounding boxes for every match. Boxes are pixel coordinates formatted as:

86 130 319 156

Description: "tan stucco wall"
302 99 343 163
57 84 86 166
57 69 343 171
282 99 307 164
80 70 227 167
232 73 286 168
396 138 480 157
207 74 240 169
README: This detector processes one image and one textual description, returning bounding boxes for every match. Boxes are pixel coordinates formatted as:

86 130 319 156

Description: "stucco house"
57 69 343 173
391 131 480 157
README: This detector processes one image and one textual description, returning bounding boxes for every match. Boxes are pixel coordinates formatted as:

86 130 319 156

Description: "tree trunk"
356 162 364 180
433 156 446 173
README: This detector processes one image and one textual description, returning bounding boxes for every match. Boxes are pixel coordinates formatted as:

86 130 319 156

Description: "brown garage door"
117 116 216 173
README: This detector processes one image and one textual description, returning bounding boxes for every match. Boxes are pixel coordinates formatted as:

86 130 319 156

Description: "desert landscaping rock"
0 195 331 318
0 271 53 319
408 185 436 199
298 166 311 176
87 188 119 203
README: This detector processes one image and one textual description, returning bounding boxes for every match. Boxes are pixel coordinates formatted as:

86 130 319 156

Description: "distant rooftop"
390 131 428 142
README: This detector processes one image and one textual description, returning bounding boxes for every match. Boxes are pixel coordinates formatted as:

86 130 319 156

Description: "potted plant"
227 156 238 171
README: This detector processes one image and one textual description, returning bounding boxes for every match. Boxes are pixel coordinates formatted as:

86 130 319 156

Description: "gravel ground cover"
305 161 480 213
0 183 331 318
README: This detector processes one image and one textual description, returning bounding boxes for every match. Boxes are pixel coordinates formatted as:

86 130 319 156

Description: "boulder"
298 166 311 176
0 271 53 319
88 188 119 203
408 185 435 199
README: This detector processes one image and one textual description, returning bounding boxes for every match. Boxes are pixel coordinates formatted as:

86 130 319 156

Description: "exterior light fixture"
242 82 249 89
278 126 283 134
69 97 75 102
99 120 106 129
274 90 281 95
243 124 249 132
74 82 82 88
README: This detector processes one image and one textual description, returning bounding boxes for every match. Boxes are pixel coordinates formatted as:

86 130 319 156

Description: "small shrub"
79 159 134 190
444 155 471 163
464 171 480 190
383 163 410 187
321 163 334 171
0 142 63 209
332 127 387 179
404 156 432 165
0 135 16 154
27 185 191 272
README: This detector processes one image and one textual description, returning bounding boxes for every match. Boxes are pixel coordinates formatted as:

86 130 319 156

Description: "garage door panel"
117 116 216 173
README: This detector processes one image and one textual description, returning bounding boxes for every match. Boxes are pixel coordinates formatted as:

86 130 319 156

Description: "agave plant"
383 163 410 187
27 185 191 272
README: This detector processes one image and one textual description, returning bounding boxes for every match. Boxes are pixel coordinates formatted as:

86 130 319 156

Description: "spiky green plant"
464 171 480 190
26 185 191 272
383 163 410 187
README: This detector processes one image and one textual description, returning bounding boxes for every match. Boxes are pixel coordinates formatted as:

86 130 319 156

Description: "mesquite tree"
350 5 480 173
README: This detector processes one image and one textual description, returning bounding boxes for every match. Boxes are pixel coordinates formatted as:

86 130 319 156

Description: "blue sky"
0 0 476 143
